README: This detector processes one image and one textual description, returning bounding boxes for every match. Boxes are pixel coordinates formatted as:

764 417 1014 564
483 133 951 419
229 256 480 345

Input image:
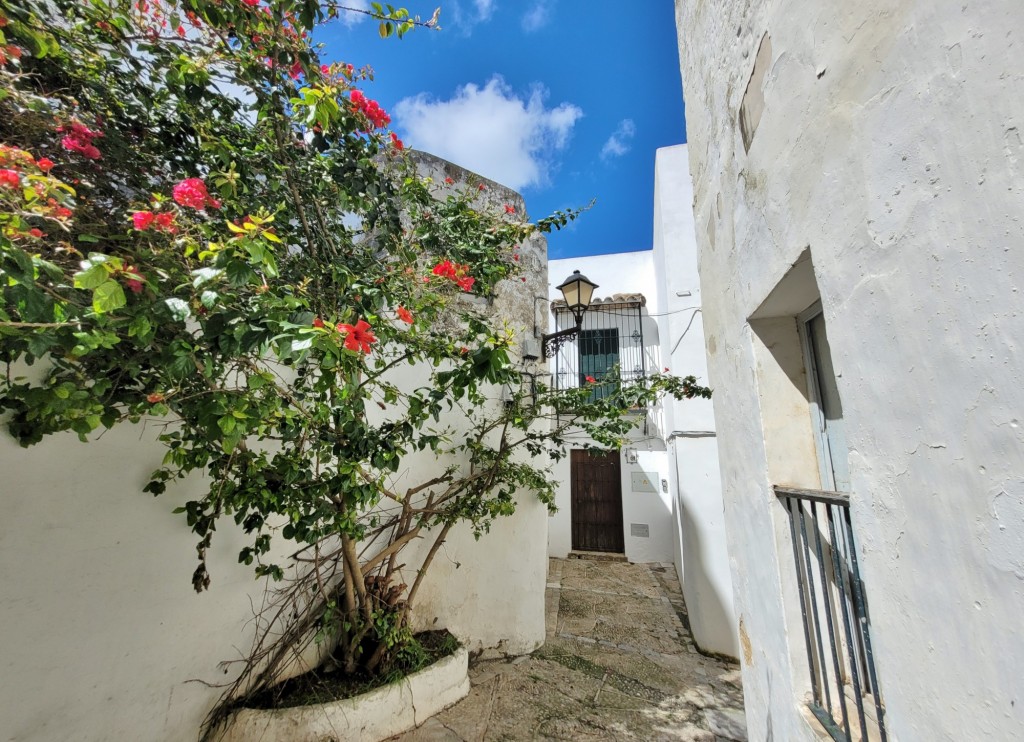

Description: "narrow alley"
397 558 747 741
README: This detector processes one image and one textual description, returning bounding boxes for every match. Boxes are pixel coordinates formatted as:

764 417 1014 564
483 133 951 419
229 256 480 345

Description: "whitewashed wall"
0 153 549 741
547 253 675 563
677 1 1024 739
652 144 738 658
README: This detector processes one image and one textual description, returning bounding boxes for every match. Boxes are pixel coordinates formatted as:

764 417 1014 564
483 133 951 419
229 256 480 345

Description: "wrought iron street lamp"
542 270 599 359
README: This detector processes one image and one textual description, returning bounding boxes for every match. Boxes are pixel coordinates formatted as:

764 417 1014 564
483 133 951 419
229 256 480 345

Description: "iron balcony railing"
551 301 647 400
775 486 887 742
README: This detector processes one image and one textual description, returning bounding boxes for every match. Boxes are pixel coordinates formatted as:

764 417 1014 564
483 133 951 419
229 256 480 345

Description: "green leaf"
92 281 127 314
74 263 109 290
164 298 191 322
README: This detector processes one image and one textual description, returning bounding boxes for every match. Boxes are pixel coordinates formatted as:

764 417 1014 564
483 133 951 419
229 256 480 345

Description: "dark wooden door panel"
571 449 624 553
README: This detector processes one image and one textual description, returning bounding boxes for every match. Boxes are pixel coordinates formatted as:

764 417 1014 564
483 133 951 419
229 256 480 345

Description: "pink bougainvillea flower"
312 317 325 328
585 375 596 384
241 0 259 6
59 121 102 160
336 318 377 354
122 266 145 294
349 89 390 129
504 204 515 214
396 306 413 324
132 211 156 230
320 64 331 75
36 157 54 173
154 212 176 232
146 392 165 404
173 178 220 210
0 168 19 187
389 132 404 151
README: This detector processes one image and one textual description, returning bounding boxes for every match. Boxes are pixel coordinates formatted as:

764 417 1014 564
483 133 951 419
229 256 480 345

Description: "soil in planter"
246 630 460 710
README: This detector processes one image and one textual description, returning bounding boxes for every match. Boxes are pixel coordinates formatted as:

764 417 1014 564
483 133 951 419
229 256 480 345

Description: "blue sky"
317 1 687 259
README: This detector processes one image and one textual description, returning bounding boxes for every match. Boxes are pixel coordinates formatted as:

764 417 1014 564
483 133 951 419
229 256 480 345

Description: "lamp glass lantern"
556 270 598 327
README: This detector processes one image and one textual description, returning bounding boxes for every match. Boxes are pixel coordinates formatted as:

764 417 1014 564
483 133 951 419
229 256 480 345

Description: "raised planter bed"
216 646 469 742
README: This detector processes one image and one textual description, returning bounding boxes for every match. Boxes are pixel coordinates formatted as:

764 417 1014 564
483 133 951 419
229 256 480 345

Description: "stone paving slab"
393 558 747 742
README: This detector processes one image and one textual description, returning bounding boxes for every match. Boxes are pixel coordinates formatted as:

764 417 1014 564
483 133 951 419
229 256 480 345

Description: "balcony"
775 486 887 742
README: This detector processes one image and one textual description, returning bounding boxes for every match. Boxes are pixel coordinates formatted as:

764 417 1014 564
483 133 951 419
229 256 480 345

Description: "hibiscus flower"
336 318 377 354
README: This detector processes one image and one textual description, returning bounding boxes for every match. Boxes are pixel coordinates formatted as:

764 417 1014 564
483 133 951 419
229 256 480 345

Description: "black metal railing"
551 301 647 397
775 486 887 742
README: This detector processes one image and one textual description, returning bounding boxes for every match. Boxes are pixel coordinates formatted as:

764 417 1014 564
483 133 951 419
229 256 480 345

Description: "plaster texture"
217 647 469 742
676 1 1024 740
652 144 738 659
0 153 548 740
547 253 675 564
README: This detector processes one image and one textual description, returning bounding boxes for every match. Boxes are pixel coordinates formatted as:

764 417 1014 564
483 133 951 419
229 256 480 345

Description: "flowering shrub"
0 0 709 730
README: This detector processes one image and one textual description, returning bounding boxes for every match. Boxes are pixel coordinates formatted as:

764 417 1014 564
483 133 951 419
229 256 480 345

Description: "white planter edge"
215 646 470 742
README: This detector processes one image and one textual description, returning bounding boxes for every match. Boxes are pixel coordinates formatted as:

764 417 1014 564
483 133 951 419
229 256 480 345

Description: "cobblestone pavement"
394 558 747 742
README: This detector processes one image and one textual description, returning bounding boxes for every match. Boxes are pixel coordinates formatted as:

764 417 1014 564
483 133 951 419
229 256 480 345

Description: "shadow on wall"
675 493 734 653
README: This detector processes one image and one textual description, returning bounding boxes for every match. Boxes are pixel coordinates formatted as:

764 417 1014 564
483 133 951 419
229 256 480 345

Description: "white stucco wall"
652 144 738 658
677 1 1024 740
0 154 549 741
547 253 675 563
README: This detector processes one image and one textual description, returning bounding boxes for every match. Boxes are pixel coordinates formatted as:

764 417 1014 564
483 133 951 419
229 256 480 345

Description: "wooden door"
571 449 624 553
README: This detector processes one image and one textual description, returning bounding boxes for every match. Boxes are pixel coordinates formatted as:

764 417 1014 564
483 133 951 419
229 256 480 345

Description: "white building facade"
546 252 676 565
677 1 1024 740
547 182 740 659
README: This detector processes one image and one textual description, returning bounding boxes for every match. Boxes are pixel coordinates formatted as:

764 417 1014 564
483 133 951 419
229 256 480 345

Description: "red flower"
444 177 454 185
59 121 102 160
459 346 469 355
123 266 145 294
312 317 325 328
0 168 19 188
146 392 165 403
173 178 220 210
432 260 457 280
133 211 156 230
456 276 475 292
336 318 377 354
53 206 73 219
154 212 176 232
663 367 669 372
585 375 596 384
349 90 390 129
396 306 413 324
28 228 44 238
390 132 404 151
36 157 55 173
320 64 331 75
504 204 515 214
513 253 520 261
241 0 259 6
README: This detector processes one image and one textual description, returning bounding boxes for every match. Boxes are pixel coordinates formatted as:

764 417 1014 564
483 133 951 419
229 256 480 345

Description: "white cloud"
600 118 636 160
395 76 583 191
474 0 496 21
446 0 496 33
338 0 371 26
521 3 550 32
